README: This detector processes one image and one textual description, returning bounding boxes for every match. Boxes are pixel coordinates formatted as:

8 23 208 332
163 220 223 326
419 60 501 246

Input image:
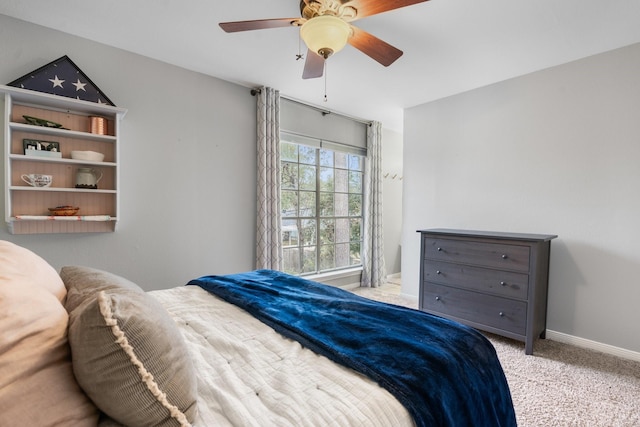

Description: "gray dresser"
418 229 556 354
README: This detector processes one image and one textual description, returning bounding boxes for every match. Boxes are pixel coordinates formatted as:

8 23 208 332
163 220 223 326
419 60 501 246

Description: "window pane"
335 193 348 217
320 149 333 167
350 242 361 266
335 218 350 243
300 219 317 245
299 145 316 164
282 219 299 247
299 191 316 217
299 165 316 191
319 167 334 191
281 142 298 162
335 152 348 169
335 243 350 268
320 245 335 271
281 191 298 217
349 194 362 217
349 171 362 193
319 193 334 217
335 169 348 193
281 162 298 190
350 218 362 241
283 247 300 275
302 247 317 273
349 155 363 171
320 219 334 244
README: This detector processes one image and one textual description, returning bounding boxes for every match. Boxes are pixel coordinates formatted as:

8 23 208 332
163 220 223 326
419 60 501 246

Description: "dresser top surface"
417 228 557 242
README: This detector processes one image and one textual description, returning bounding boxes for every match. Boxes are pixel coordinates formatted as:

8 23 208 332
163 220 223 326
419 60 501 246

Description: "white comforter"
150 286 414 427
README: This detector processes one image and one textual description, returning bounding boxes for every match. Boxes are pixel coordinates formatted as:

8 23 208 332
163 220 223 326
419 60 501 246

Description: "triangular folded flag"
8 55 115 106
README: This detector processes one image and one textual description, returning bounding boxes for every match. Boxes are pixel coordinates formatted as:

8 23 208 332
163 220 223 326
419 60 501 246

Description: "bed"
0 241 516 427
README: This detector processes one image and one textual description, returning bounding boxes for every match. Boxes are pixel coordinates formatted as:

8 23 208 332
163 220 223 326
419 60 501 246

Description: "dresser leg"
525 339 534 355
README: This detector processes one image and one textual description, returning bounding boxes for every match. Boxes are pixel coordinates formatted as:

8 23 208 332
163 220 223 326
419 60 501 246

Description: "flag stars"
72 79 87 92
49 75 65 88
10 56 114 105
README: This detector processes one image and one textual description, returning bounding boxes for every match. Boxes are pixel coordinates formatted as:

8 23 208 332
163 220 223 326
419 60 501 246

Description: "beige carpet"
351 282 640 427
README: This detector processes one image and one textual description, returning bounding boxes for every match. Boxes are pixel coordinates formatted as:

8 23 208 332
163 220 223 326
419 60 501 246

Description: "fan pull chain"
324 61 328 102
296 34 304 61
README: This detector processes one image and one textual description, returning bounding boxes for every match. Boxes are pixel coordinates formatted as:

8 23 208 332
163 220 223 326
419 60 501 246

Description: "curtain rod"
250 88 372 127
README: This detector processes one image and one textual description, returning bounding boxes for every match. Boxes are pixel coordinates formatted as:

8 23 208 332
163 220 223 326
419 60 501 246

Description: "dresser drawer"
421 283 527 336
423 237 531 273
423 261 529 300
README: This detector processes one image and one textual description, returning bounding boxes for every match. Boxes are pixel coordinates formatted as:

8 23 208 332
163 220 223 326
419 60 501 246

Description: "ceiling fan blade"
347 0 429 21
348 26 403 67
219 18 299 33
302 50 325 79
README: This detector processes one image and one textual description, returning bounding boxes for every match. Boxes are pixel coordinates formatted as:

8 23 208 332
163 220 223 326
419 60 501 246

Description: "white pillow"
0 241 98 426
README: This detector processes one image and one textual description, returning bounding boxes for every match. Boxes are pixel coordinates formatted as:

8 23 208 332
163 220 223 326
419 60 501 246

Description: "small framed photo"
23 138 60 154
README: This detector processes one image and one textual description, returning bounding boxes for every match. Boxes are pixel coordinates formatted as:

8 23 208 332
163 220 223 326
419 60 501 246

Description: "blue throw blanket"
189 270 516 427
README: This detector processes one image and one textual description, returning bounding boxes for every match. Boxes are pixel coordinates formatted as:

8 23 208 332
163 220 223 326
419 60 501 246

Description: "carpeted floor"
351 281 640 427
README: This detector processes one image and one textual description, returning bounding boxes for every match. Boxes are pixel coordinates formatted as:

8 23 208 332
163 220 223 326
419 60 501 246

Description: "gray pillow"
62 266 198 427
61 265 144 313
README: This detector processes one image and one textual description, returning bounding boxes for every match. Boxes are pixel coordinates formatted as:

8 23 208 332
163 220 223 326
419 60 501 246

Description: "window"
280 134 364 275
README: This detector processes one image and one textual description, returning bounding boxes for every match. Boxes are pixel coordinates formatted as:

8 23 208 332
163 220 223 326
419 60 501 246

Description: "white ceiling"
2 0 640 131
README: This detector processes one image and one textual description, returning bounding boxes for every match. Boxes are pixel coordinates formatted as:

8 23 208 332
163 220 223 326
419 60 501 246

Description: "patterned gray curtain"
255 87 283 270
361 121 386 287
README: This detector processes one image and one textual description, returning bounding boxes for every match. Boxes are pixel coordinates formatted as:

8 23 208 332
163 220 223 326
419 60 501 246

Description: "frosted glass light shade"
300 15 351 58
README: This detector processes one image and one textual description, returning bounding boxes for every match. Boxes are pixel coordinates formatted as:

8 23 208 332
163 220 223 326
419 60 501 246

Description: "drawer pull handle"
437 247 442 252
500 281 507 286
499 312 505 317
435 296 441 301
436 270 441 275
501 254 508 259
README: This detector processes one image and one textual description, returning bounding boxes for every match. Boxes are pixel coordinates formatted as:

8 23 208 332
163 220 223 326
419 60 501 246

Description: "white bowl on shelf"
71 150 105 162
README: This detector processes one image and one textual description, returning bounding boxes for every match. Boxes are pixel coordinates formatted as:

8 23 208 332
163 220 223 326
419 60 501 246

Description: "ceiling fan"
219 0 429 79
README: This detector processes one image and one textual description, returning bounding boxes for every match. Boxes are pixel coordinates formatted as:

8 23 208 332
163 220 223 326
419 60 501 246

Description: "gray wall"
382 128 403 275
403 43 640 354
0 15 257 289
0 14 404 287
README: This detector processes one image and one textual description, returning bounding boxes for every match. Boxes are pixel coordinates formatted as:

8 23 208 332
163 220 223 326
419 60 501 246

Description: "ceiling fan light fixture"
300 15 351 59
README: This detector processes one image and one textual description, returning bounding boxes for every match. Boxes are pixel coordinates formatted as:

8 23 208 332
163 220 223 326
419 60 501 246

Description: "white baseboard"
546 330 640 362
